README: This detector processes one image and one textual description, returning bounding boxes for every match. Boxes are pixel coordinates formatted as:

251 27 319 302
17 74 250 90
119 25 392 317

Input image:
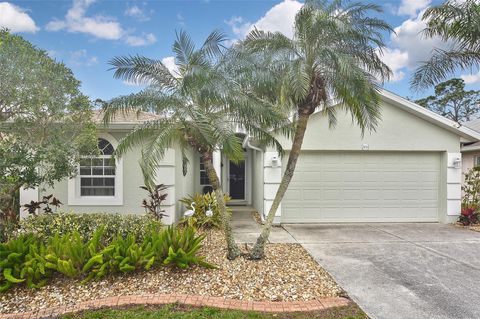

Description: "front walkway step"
230 207 296 244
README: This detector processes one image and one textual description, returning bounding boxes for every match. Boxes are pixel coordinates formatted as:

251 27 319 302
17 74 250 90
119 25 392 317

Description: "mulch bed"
0 230 343 315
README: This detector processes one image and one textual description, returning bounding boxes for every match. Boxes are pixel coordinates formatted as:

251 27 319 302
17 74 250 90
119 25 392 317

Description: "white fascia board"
380 89 480 142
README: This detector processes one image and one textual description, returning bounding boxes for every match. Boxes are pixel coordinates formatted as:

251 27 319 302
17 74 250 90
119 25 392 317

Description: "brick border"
1 294 351 319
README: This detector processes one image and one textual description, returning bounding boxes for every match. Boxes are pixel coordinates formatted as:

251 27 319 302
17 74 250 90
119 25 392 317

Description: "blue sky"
1 0 479 101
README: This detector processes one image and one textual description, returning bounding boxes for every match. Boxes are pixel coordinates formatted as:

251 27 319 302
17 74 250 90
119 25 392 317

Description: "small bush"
14 213 162 243
459 206 479 226
463 167 480 207
0 225 214 292
179 192 230 229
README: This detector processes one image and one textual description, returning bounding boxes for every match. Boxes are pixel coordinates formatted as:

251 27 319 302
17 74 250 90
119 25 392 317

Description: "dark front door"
229 160 245 200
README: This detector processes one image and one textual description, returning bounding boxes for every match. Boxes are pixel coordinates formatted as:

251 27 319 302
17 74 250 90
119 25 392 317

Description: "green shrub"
14 213 162 243
179 193 230 229
0 225 214 292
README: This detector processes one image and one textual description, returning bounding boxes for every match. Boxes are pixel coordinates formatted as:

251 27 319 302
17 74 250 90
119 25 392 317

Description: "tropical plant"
140 184 168 220
179 192 231 229
415 78 480 123
412 0 480 89
103 30 287 259
22 194 63 216
240 0 392 259
0 29 96 240
459 207 479 226
0 224 213 292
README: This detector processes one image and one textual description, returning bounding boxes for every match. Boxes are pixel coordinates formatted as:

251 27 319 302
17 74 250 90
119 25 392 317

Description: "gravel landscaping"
0 230 343 315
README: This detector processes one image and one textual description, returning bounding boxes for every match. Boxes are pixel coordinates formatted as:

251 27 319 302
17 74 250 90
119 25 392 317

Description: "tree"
412 0 480 90
415 78 480 123
241 0 393 259
103 30 287 260
0 29 96 240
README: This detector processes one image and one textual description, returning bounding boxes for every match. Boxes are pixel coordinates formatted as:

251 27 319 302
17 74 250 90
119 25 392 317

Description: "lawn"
61 304 368 319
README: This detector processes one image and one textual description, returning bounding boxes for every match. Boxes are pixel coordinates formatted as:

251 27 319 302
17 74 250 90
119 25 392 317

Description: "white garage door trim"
282 151 440 223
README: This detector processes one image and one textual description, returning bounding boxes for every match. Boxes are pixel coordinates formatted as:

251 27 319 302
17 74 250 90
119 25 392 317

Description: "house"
461 118 480 178
19 89 480 224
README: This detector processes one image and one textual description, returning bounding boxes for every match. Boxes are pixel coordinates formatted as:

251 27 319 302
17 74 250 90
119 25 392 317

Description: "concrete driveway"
283 223 480 319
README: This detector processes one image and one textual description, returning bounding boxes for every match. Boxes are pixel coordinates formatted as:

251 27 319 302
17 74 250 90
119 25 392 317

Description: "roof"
380 89 480 142
464 118 480 132
91 109 160 125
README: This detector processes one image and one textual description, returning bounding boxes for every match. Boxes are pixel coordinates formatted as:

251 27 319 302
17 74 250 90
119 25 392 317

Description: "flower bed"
0 230 343 314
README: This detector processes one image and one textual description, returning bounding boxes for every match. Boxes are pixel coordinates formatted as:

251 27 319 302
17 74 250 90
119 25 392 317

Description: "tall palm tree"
241 0 393 259
103 30 287 260
412 0 480 90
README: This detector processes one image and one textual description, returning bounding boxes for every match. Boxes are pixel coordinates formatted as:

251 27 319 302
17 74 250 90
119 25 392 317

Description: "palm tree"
241 0 393 259
412 0 480 90
102 30 287 260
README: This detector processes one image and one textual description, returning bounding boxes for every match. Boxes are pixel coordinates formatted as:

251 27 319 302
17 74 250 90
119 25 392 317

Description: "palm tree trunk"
249 112 310 259
202 152 242 260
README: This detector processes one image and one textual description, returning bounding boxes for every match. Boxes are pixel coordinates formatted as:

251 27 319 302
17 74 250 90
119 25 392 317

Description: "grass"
61 304 367 319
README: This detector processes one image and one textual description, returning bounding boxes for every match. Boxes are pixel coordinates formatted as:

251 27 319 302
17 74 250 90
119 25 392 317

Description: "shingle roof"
91 109 160 124
464 118 480 133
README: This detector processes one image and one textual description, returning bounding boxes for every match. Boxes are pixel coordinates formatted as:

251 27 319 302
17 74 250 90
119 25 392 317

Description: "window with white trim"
79 138 116 197
199 157 210 185
475 156 480 167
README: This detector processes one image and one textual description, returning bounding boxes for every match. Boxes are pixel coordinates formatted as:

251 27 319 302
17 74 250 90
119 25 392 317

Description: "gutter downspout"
242 136 262 152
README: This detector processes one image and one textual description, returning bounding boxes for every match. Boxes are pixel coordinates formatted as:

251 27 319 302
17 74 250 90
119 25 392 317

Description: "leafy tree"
412 0 480 89
0 29 96 240
415 78 480 123
103 30 287 260
240 0 392 259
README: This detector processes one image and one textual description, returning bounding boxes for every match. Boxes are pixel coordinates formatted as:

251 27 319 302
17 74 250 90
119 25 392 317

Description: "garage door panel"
282 152 440 223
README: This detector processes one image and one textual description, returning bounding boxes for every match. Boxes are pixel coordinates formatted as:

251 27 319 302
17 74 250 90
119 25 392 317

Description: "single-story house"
461 118 480 178
20 89 480 224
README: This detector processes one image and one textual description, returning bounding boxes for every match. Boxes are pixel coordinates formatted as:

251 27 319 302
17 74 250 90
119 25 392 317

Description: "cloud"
0 2 39 33
162 56 179 76
69 49 98 66
397 0 431 17
378 48 409 82
226 0 303 39
176 13 185 27
378 9 452 82
124 4 152 22
46 0 123 40
125 33 156 46
46 0 156 46
462 72 480 84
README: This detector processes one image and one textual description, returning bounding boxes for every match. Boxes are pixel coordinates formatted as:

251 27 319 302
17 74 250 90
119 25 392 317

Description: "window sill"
68 196 123 206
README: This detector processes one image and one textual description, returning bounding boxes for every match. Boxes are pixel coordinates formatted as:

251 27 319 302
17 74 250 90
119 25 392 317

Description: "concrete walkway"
283 223 480 319
230 207 296 243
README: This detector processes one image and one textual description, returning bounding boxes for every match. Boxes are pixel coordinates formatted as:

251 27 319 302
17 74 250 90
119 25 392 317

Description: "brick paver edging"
1 294 351 319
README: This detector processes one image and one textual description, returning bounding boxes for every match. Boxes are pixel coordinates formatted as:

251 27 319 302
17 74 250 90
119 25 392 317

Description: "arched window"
79 138 116 196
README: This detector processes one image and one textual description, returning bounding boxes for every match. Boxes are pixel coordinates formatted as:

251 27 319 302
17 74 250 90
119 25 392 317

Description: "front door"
229 160 245 200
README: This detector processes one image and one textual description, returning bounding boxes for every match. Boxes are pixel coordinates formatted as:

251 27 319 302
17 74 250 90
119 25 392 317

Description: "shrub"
14 213 162 243
0 225 214 292
463 167 480 207
179 192 230 229
459 206 479 226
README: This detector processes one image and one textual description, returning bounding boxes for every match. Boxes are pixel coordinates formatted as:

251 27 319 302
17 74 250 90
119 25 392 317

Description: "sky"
1 0 479 102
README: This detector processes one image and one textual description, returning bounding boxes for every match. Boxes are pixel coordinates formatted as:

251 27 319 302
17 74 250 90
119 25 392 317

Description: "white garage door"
282 152 440 223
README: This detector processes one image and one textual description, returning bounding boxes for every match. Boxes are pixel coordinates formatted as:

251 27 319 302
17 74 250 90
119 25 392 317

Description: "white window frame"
68 133 123 206
199 156 211 186
475 156 480 167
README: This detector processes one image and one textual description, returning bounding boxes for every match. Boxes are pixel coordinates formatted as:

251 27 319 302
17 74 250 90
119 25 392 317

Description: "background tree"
415 78 480 123
103 30 287 259
0 29 96 240
412 0 480 89
241 0 393 259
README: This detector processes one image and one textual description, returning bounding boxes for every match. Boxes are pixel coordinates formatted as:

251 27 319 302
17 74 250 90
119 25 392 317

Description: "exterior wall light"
271 156 279 167
453 157 461 169
361 144 369 151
